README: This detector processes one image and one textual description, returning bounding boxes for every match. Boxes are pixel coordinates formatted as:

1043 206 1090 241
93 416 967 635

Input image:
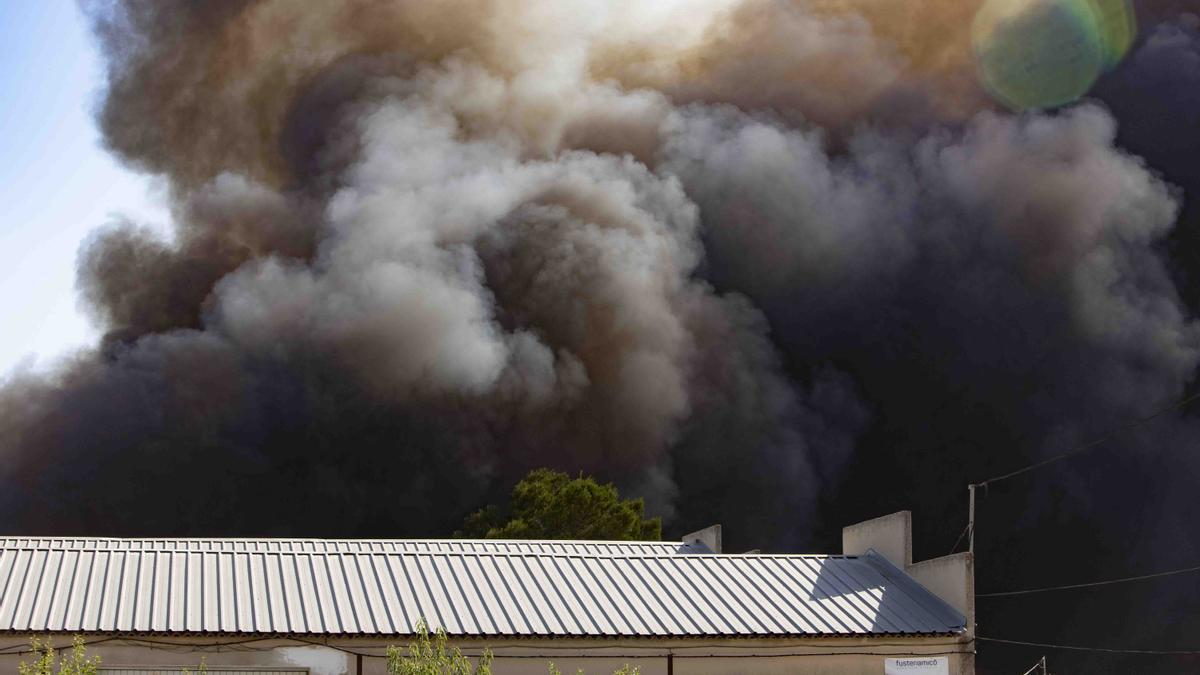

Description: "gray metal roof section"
0 537 702 555
0 539 965 638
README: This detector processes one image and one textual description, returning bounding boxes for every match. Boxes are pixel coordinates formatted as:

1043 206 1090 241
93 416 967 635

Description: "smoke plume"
3 0 1200 670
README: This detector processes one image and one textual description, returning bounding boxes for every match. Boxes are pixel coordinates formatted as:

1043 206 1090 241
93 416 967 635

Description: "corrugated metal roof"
0 537 701 555
0 539 965 638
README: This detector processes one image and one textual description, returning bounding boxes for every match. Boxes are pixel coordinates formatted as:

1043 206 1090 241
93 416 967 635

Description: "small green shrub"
18 636 100 675
387 619 493 675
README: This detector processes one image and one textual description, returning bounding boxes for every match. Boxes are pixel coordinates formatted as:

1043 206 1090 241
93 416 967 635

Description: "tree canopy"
458 469 661 540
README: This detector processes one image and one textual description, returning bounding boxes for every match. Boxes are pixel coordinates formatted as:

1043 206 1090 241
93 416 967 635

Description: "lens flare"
972 0 1136 110
1088 0 1137 68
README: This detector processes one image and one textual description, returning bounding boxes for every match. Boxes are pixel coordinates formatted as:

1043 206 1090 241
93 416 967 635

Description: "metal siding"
788 557 862 633
862 551 966 631
221 554 237 632
643 556 720 635
628 556 693 635
725 557 787 634
113 551 135 632
759 558 837 634
45 550 74 631
612 558 676 634
400 554 437 631
508 555 557 635
8 550 36 630
733 558 797 634
309 553 338 634
264 553 289 633
366 555 401 634
85 550 108 632
248 553 269 633
540 556 589 634
27 549 57 630
742 558 816 635
582 556 646 636
444 554 490 636
144 552 163 632
384 555 420 632
689 556 762 634
799 556 872 633
233 553 252 632
419 554 459 634
293 553 320 633
832 559 910 633
0 539 966 638
499 554 536 634
0 550 19 629
343 554 375 634
831 560 896 633
165 553 181 632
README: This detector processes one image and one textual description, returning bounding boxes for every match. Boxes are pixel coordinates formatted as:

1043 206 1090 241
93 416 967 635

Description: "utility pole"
968 483 977 554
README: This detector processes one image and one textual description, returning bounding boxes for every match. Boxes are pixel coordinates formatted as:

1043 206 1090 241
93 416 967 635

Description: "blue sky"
0 2 166 376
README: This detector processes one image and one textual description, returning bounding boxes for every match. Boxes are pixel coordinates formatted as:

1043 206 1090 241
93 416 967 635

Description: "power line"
973 390 1200 490
963 389 1200 553
979 636 1200 656
948 522 970 555
958 395 1200 664
978 563 1200 598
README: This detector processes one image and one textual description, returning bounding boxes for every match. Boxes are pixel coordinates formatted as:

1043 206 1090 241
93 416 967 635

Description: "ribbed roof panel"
0 539 965 638
0 538 699 555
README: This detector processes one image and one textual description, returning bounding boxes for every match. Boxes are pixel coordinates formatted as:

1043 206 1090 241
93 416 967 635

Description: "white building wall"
0 636 972 675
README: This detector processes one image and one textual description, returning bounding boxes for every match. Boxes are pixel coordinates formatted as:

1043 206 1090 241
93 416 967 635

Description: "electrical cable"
972 390 1200 490
959 392 1200 661
978 563 1200 597
979 636 1200 655
948 523 970 555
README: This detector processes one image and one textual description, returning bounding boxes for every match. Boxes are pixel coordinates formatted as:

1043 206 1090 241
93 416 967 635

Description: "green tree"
387 619 493 675
18 636 100 675
458 469 661 540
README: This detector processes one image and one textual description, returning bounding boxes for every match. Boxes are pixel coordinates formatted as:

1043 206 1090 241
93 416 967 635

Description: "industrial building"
0 512 973 674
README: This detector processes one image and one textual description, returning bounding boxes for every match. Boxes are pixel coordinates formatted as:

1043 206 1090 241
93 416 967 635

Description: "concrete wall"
907 553 974 622
843 511 912 568
843 511 976 675
0 635 971 675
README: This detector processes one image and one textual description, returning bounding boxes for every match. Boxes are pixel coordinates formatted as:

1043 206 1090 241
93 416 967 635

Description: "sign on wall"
884 656 949 675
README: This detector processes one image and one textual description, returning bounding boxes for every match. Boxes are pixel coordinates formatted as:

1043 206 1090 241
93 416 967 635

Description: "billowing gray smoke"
3 1 1200 669
5 0 890 542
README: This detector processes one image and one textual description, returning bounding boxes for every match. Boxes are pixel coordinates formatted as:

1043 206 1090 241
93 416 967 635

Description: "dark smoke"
4 0 874 545
2 0 1200 671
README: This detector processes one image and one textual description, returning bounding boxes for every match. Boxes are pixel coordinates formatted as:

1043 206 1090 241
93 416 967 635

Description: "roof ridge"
0 536 680 543
0 546 849 559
